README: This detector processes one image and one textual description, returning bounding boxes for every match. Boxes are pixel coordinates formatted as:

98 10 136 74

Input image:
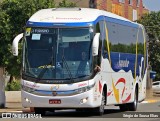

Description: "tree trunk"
8 75 14 91
0 67 6 108
147 69 152 89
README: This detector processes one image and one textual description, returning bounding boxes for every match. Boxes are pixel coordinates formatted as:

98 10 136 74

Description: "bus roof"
27 8 140 28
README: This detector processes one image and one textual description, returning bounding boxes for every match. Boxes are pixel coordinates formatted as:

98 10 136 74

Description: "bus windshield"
23 27 92 82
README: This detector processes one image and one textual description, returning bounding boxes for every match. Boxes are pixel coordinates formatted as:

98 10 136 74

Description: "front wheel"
94 91 105 115
128 88 138 111
119 104 128 111
34 108 46 116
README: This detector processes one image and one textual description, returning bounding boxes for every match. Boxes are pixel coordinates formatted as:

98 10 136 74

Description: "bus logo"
50 85 59 91
52 91 57 96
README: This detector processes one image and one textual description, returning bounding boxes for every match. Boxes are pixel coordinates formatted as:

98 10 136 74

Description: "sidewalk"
0 102 31 113
0 89 160 113
144 89 160 103
0 102 23 113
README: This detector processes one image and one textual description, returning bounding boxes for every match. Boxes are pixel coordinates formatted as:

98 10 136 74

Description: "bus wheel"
128 88 138 111
76 109 85 113
94 91 105 115
34 108 46 116
119 104 128 111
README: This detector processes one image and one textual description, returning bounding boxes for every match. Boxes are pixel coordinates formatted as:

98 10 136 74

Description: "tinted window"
137 28 145 55
153 82 160 86
106 22 137 54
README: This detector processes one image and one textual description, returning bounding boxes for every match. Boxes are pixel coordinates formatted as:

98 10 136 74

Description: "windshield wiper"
36 64 49 82
22 71 37 79
62 54 74 83
36 47 55 82
36 59 54 83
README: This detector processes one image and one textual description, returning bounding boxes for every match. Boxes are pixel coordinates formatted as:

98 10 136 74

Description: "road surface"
1 101 160 121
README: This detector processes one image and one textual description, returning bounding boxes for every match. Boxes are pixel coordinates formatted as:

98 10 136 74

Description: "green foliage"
5 80 21 91
0 0 76 78
138 11 160 80
58 0 76 7
0 0 56 78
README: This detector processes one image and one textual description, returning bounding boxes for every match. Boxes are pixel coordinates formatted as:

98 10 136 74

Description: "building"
95 0 149 21
58 0 149 21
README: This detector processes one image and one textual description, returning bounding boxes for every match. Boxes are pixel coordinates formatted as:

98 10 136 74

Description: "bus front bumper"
21 89 100 108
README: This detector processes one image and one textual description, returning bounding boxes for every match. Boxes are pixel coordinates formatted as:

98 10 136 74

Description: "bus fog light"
80 97 88 104
25 98 29 102
25 98 31 103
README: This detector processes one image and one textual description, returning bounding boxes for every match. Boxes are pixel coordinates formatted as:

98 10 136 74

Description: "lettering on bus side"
24 82 40 88
32 29 49 34
78 83 87 87
117 60 129 68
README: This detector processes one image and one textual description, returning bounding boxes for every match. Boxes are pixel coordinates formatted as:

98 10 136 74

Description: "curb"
141 99 159 104
22 108 31 113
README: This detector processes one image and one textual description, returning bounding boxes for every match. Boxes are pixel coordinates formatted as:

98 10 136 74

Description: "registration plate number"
49 99 61 104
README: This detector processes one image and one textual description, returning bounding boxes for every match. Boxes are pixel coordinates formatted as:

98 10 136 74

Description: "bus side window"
99 21 107 58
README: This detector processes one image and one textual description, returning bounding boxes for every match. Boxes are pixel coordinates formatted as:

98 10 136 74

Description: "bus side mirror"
92 33 100 56
12 33 23 56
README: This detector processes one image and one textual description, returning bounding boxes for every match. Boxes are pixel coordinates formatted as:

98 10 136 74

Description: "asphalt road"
1 101 160 121
1 89 160 121
3 102 160 121
43 101 160 118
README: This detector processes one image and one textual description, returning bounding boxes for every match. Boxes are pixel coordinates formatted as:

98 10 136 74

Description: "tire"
34 108 46 116
94 91 105 115
128 88 138 111
119 104 128 111
48 108 55 113
76 109 85 113
119 88 138 111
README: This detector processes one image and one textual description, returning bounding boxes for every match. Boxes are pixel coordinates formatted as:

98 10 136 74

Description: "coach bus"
12 8 148 115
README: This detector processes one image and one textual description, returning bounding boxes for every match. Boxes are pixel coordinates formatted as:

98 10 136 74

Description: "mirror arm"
92 33 100 56
12 33 23 56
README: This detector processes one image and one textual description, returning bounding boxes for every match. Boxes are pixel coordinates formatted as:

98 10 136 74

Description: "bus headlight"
80 97 88 104
22 85 35 93
76 83 95 94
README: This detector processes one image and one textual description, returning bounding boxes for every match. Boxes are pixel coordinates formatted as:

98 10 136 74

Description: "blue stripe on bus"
26 21 93 27
26 16 139 28
105 52 145 77
94 16 139 28
105 16 139 28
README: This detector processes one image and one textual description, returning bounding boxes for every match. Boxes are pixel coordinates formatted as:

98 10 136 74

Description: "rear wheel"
34 108 46 116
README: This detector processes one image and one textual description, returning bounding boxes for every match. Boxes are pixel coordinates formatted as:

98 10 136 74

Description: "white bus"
12 8 148 115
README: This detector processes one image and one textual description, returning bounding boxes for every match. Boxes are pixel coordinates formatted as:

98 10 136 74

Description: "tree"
58 0 76 7
138 11 160 80
0 0 56 79
0 0 76 84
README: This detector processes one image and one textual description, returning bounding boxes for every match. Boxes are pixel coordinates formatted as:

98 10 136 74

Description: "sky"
143 0 160 11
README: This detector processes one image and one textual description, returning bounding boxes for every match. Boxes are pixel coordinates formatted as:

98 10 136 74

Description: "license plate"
49 99 61 104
